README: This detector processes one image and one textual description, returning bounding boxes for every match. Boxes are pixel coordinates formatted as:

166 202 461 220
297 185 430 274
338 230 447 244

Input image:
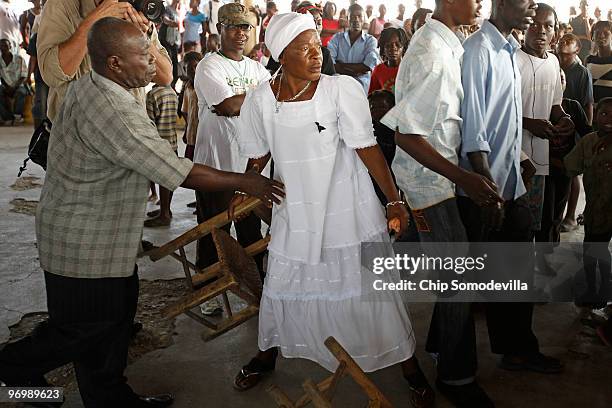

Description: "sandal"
407 384 435 408
233 350 278 391
404 367 435 408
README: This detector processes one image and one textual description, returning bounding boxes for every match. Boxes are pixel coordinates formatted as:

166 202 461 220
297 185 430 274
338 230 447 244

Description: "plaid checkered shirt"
36 71 193 279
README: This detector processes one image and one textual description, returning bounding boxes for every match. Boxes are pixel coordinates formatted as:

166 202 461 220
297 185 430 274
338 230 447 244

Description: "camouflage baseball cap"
218 3 252 26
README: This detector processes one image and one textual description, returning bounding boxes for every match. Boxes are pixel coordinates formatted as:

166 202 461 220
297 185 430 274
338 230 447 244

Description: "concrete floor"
1 125 611 407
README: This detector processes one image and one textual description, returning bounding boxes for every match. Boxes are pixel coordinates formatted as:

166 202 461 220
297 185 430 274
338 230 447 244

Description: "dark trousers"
0 270 140 408
457 196 540 356
163 44 179 89
583 228 612 300
536 171 572 244
195 190 265 276
400 198 477 382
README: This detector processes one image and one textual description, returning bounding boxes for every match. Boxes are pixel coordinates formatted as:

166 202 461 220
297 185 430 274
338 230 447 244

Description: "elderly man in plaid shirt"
0 18 283 408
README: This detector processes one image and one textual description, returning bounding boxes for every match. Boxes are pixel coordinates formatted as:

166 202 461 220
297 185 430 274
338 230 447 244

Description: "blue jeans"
0 84 28 120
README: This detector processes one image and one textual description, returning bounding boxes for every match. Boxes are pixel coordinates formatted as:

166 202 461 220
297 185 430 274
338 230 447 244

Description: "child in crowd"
181 51 203 161
183 41 198 55
368 27 408 94
368 89 397 205
565 98 612 309
247 43 262 62
177 41 199 83
181 51 203 223
205 33 220 56
586 21 612 106
144 85 179 227
557 33 595 232
542 70 593 245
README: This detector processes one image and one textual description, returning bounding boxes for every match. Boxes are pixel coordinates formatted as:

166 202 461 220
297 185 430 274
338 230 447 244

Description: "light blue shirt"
327 31 379 92
459 20 526 201
184 11 207 43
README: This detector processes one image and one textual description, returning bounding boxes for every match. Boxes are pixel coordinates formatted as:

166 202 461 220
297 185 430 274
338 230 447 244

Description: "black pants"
163 44 179 89
457 196 540 356
0 270 140 407
583 228 612 301
195 190 265 276
536 171 572 245
399 199 477 382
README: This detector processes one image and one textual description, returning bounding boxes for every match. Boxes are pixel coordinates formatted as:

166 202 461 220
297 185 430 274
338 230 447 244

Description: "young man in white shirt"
193 2 270 275
381 0 502 406
517 3 574 237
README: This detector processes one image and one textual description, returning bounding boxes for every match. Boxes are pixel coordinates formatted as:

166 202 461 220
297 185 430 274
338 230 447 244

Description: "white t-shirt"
193 52 270 172
201 0 223 36
517 49 563 176
389 18 404 29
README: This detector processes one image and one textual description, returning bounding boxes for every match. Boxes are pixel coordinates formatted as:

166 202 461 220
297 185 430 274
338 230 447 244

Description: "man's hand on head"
88 0 132 23
124 7 151 34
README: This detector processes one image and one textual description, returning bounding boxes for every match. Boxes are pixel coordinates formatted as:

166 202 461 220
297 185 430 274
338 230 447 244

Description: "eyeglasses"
222 24 252 32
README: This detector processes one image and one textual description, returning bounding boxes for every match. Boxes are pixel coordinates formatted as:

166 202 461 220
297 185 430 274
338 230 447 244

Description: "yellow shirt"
37 0 170 121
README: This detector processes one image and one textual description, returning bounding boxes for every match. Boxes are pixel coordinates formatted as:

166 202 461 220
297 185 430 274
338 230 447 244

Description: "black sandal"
233 350 278 391
404 364 435 408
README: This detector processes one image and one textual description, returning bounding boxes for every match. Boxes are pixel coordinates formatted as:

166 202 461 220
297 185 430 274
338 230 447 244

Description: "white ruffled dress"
237 74 416 372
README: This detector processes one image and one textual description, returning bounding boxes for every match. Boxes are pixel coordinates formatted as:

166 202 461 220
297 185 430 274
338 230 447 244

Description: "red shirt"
368 63 399 94
321 18 340 47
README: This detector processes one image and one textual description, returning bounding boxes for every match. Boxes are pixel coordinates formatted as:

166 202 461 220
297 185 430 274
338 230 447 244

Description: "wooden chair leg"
324 361 346 400
303 379 332 408
324 337 393 408
267 384 297 408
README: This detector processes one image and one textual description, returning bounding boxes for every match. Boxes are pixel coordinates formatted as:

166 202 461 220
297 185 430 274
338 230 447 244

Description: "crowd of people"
0 0 611 408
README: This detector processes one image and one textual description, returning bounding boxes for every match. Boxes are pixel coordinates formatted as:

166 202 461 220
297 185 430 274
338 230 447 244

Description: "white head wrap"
264 12 316 61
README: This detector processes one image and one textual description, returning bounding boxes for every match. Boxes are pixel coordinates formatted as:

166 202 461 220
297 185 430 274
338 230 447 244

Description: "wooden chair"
147 197 270 341
266 337 394 408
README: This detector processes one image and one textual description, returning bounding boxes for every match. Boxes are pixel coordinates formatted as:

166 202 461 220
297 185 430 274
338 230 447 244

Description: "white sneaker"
200 297 223 316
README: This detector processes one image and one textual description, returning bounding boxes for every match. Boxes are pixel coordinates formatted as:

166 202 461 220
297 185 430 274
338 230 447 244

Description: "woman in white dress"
230 12 434 406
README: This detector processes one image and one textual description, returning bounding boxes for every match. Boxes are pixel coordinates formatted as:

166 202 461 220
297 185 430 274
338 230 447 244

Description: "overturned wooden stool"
147 197 270 341
267 337 393 408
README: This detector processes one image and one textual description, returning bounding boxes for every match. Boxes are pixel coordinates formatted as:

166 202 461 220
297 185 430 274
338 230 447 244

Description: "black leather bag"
17 119 51 177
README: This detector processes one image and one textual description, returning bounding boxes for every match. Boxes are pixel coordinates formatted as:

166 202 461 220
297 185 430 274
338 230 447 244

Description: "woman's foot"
234 348 278 391
402 358 435 408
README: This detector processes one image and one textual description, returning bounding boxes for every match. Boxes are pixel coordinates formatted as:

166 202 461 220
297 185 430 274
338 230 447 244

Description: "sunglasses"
222 23 252 31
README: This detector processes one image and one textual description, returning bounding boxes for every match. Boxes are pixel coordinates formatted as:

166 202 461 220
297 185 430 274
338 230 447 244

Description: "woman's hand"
386 202 410 237
228 193 249 221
